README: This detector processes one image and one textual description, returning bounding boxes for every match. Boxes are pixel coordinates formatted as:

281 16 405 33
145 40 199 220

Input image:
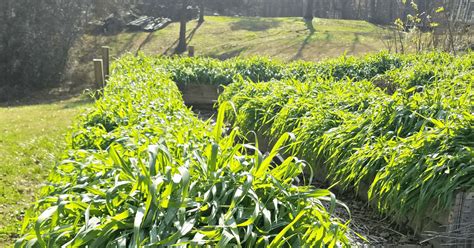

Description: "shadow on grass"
77 32 142 64
230 17 283 32
0 93 94 108
135 22 173 55
163 21 203 55
324 31 332 41
62 96 94 109
135 32 155 56
348 33 361 54
210 47 246 60
292 19 316 60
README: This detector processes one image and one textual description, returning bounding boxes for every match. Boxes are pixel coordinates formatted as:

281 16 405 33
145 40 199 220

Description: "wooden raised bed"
177 83 222 110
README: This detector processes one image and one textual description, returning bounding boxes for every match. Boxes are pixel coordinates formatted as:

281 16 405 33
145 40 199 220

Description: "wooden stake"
93 59 105 89
101 46 110 80
188 46 195 57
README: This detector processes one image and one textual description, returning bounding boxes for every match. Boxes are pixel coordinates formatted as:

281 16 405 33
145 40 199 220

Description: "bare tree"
304 0 315 21
198 0 205 23
176 0 190 54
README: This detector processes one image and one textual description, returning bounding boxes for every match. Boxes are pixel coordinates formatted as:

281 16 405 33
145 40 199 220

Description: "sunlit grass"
0 98 92 246
73 16 390 63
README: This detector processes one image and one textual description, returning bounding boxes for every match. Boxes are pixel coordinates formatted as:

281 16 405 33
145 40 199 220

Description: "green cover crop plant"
16 55 350 247
153 52 403 86
219 51 473 228
18 50 473 246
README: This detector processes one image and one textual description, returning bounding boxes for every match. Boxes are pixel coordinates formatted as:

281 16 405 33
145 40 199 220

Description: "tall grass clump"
151 52 405 86
219 51 473 228
16 55 351 247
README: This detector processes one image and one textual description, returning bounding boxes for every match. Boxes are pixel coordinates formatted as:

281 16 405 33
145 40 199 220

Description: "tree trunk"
369 0 376 22
176 0 188 54
198 0 204 23
389 0 395 22
304 0 315 20
357 0 362 19
340 0 351 19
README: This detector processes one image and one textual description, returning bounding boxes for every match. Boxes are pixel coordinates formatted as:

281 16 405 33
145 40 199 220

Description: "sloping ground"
79 16 388 60
66 16 390 93
0 98 92 247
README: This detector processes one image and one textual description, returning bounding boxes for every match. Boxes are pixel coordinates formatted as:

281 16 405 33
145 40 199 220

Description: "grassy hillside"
67 16 390 91
77 16 389 60
0 98 92 246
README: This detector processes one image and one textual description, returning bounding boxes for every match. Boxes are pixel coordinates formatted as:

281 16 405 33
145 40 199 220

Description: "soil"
190 106 217 121
327 191 431 247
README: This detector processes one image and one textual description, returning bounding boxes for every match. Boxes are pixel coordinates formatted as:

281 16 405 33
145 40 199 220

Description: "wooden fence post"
101 46 110 80
93 59 105 89
188 46 195 57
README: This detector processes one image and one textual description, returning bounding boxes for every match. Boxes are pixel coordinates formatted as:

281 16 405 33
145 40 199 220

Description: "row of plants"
218 51 474 229
17 55 351 247
154 51 473 91
154 52 404 86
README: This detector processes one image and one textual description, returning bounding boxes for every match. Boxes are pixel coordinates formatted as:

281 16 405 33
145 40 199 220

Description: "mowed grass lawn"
0 98 92 246
69 16 392 94
73 16 390 63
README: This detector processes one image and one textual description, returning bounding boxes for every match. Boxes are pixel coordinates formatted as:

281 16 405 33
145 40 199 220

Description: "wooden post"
93 59 105 89
188 46 195 57
101 46 110 80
